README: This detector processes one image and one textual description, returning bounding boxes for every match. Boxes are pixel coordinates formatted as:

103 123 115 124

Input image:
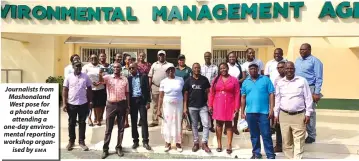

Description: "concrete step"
60 109 359 156
61 123 359 155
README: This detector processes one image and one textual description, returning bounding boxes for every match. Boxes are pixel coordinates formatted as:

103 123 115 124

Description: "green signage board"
1 2 358 22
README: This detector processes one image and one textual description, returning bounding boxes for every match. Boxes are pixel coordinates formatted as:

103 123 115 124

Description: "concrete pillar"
181 35 212 66
287 38 296 62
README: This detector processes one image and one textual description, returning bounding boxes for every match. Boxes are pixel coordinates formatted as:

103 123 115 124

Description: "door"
147 49 181 66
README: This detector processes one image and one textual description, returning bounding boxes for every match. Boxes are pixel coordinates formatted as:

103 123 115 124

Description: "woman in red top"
208 63 240 154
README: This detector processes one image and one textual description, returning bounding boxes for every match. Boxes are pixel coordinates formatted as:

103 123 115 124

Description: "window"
213 49 257 66
80 48 107 62
108 48 145 64
80 47 145 64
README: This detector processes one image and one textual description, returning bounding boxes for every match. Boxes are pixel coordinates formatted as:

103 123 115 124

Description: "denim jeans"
246 113 275 158
189 106 210 143
307 86 317 139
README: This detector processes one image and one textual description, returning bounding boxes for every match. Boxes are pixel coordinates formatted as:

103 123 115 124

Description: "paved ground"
60 149 234 159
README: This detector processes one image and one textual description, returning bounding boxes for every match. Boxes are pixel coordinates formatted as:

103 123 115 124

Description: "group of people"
62 43 323 159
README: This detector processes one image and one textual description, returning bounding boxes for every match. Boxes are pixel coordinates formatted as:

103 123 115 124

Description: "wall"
1 34 56 83
284 37 359 99
2 0 359 37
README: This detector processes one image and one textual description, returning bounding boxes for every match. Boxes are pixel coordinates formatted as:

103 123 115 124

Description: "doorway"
147 49 181 66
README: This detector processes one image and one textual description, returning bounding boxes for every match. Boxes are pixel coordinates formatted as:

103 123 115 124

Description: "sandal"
216 148 222 152
164 143 171 152
226 149 232 154
88 120 94 127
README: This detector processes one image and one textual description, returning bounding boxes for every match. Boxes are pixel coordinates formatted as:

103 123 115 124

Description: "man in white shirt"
64 54 81 78
274 61 313 159
241 48 264 80
264 48 288 83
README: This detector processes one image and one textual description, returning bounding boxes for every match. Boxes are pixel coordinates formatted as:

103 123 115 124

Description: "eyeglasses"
129 67 135 70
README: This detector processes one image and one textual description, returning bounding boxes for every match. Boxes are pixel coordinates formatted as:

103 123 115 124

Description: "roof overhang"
213 37 275 48
64 36 275 48
64 36 181 46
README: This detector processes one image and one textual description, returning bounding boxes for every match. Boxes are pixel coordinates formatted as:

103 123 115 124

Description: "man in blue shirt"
295 43 323 144
128 63 152 151
241 62 275 159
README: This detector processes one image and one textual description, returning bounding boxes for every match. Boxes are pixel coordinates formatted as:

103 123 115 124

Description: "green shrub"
45 76 64 104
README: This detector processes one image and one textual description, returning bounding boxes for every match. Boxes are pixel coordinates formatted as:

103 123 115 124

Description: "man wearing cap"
175 54 192 82
62 60 92 151
241 62 276 159
274 61 313 159
175 54 193 131
148 50 173 127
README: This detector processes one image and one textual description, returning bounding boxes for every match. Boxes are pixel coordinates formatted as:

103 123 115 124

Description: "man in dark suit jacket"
128 63 152 150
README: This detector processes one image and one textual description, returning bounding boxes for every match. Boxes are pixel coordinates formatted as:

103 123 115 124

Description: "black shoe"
101 151 109 159
186 125 192 131
79 142 89 151
143 143 152 150
138 122 142 126
148 122 158 127
116 148 124 157
271 128 276 135
250 155 262 159
305 137 315 144
198 126 203 132
132 142 139 149
209 127 215 133
66 142 75 151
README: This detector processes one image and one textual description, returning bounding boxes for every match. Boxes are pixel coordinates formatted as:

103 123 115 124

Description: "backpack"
236 63 243 80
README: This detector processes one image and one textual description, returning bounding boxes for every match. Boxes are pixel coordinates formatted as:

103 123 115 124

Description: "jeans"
307 86 317 139
246 113 275 158
130 97 149 144
67 103 89 143
189 106 210 143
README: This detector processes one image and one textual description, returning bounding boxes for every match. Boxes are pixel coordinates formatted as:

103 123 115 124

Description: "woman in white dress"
157 64 185 152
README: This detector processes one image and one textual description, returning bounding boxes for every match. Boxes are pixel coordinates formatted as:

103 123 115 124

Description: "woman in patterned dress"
156 64 185 152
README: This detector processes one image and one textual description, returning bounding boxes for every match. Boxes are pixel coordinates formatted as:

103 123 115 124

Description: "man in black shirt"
183 63 211 153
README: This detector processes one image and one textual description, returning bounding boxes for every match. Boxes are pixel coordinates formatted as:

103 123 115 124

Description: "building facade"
1 0 359 103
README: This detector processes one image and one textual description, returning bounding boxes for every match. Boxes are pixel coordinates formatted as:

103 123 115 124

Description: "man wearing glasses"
127 63 152 151
264 48 287 152
295 43 323 144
